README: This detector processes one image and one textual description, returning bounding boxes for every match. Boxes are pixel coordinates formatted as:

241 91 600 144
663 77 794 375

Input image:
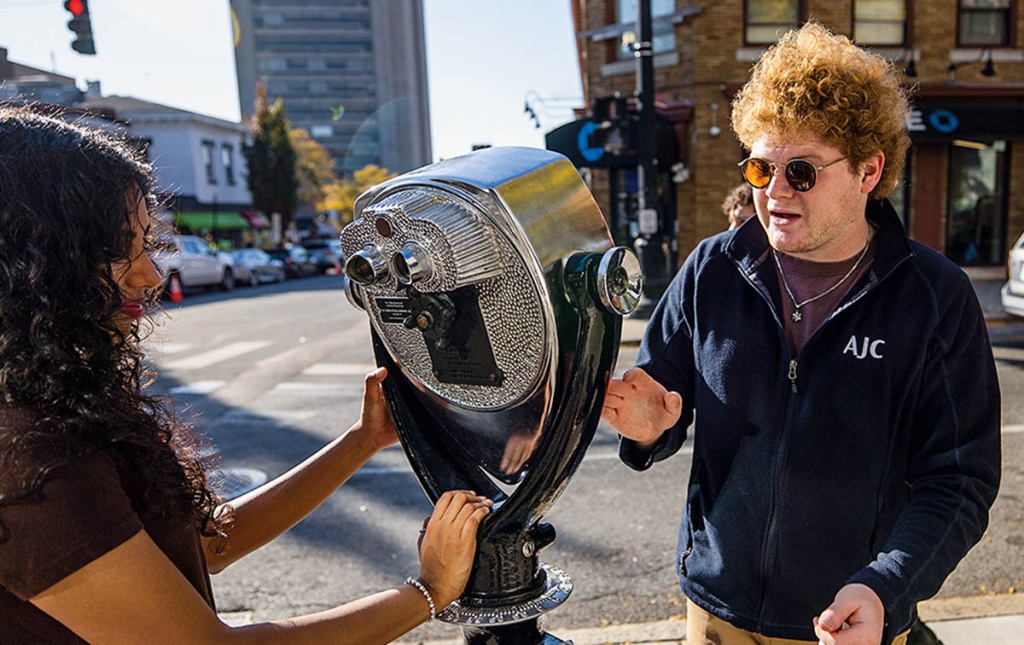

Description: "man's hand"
602 367 682 447
813 583 885 645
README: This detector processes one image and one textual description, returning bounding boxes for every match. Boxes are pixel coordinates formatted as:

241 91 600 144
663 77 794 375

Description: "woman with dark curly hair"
0 105 491 644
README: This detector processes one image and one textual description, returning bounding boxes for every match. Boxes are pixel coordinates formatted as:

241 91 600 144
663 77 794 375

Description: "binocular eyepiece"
346 241 434 287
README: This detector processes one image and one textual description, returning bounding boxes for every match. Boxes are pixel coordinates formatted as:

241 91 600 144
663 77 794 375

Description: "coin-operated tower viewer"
340 147 642 644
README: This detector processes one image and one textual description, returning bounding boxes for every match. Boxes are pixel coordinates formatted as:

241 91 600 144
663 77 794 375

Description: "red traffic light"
64 0 95 55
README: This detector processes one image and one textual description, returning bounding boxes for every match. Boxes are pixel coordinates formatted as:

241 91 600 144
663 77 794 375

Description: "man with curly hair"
602 22 1000 645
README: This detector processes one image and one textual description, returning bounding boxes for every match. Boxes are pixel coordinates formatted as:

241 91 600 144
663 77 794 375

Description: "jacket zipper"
755 357 800 633
732 227 913 632
738 264 797 631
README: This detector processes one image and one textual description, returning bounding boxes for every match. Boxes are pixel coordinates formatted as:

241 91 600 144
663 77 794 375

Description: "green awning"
175 211 250 231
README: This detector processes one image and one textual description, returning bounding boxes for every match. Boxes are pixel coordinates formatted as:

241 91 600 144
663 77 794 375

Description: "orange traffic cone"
168 273 184 303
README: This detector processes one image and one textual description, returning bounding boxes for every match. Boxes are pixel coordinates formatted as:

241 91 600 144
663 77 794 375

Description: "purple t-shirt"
774 236 877 354
0 409 215 643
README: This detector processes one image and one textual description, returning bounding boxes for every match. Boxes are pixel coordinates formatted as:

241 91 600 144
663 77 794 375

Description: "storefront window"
746 0 801 45
889 155 910 228
958 0 1011 46
616 0 676 61
854 0 907 45
946 140 1007 266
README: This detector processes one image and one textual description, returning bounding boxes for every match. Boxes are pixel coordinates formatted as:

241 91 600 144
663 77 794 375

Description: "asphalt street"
150 274 1023 644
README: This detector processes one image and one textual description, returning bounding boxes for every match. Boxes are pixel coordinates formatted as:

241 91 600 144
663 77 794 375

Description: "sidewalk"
407 590 1024 645
963 267 1011 325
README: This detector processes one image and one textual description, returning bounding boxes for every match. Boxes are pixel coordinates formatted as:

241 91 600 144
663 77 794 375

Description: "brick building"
563 0 1024 278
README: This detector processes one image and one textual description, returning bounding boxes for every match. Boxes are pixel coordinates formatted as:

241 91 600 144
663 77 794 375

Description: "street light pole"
212 193 219 246
632 0 666 315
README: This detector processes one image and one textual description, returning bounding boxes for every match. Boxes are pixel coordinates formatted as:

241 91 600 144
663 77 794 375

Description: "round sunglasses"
738 156 847 192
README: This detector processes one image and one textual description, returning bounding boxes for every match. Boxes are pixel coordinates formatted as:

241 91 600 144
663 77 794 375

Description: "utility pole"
633 0 666 315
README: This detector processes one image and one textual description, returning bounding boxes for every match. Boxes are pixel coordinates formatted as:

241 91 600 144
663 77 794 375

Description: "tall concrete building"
231 0 432 176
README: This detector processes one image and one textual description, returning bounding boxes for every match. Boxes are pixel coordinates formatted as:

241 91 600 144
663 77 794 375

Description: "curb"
395 593 1024 645
918 592 1024 622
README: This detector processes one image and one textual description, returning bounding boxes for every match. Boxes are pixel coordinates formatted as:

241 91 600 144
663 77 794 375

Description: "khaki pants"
686 599 909 645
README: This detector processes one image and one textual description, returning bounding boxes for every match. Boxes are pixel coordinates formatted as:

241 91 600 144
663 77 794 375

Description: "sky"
0 0 584 163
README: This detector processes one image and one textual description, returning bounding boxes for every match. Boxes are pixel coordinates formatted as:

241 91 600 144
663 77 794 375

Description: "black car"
302 238 343 274
266 246 317 279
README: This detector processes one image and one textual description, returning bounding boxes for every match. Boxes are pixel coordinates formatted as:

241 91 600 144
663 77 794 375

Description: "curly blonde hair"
730 22 911 198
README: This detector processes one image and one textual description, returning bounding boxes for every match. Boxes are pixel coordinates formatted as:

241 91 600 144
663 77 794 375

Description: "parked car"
303 238 343 274
266 246 317 279
154 234 235 293
1001 231 1024 316
230 248 286 286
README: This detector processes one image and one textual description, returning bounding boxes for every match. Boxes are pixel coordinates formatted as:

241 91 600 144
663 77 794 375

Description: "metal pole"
212 194 219 245
636 0 655 218
632 0 666 315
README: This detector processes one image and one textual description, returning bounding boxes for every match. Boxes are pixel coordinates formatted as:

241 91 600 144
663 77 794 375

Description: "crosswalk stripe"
347 446 696 478
216 409 316 424
303 363 377 376
271 382 362 394
169 380 224 395
149 342 192 356
1003 424 1024 434
162 341 272 370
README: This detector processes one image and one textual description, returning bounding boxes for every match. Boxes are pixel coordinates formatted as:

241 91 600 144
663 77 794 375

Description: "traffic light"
64 0 96 55
589 94 637 157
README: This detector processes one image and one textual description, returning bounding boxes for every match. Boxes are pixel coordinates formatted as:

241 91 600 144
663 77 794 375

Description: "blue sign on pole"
546 118 636 168
577 121 604 163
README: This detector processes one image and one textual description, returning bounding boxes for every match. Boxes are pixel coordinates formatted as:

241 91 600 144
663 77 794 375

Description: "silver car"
230 248 286 287
154 234 235 292
1001 231 1024 316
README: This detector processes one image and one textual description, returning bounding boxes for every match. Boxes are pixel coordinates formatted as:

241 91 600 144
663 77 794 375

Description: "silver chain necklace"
772 233 871 323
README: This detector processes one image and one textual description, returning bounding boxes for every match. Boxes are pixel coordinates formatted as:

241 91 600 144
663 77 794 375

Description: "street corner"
918 591 1024 623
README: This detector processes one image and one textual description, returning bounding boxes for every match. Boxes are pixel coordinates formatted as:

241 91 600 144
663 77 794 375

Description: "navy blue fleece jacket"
620 199 1001 643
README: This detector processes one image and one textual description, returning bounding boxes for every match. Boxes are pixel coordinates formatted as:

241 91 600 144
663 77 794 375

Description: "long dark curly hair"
0 105 220 539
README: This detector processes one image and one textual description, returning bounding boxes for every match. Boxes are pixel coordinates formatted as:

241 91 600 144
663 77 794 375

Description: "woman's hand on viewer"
602 367 682 446
416 490 492 608
355 366 399 452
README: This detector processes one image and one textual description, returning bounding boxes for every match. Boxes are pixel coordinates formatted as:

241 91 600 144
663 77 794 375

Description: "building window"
854 0 907 45
257 57 287 73
616 0 676 61
201 140 217 184
221 144 235 186
311 124 333 139
946 140 1007 266
746 0 801 45
958 0 1011 46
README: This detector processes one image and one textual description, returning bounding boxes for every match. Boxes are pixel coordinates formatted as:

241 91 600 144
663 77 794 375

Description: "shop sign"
909 100 1024 141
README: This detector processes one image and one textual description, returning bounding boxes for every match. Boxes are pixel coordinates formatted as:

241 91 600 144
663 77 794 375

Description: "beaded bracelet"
405 576 436 621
